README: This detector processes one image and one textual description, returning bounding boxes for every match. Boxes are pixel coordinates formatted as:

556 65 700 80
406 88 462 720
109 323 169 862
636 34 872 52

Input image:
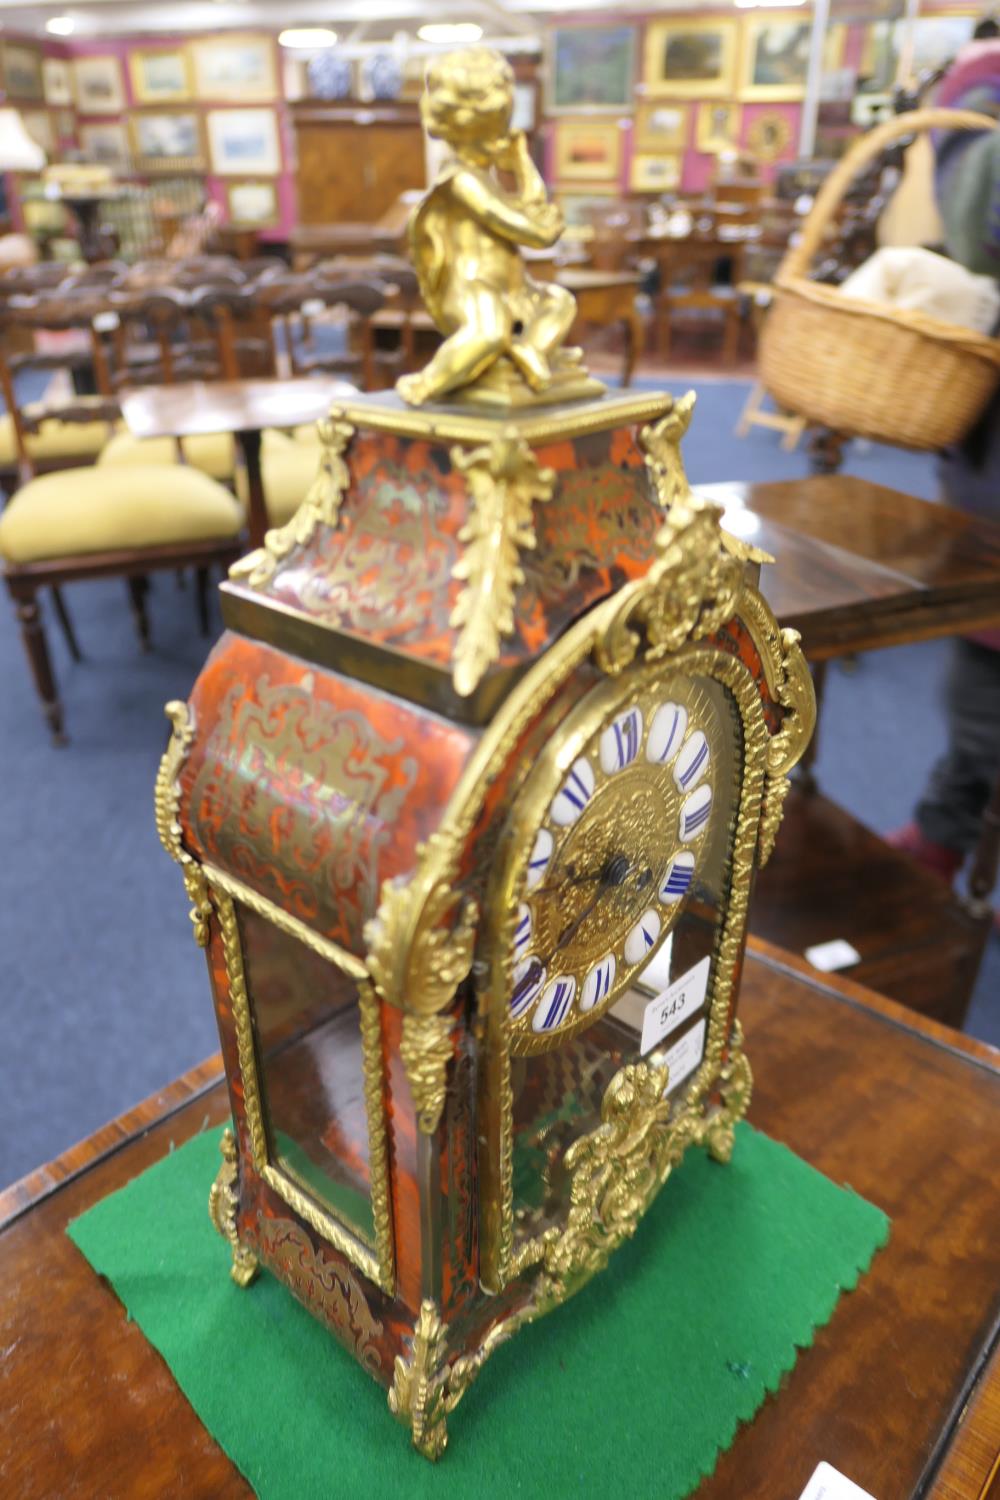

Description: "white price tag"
799 1462 877 1500
805 939 861 973
641 955 710 1055
661 1017 706 1092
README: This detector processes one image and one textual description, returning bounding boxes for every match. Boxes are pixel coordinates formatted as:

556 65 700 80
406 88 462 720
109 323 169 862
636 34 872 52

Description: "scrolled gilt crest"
154 700 212 947
229 415 354 590
595 497 745 677
449 430 555 698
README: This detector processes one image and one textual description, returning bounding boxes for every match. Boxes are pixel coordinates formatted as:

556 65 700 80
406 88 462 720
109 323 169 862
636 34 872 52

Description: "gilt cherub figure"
397 48 603 408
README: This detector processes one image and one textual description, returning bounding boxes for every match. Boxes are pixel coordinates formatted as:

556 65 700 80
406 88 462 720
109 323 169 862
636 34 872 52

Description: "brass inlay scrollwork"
449 431 555 698
229 416 354 590
208 1126 260 1288
154 700 212 947
757 625 815 868
258 1216 385 1374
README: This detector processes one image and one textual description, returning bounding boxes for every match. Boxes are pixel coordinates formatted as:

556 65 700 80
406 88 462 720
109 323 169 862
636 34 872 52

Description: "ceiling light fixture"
45 15 76 34
277 27 338 49
417 23 484 44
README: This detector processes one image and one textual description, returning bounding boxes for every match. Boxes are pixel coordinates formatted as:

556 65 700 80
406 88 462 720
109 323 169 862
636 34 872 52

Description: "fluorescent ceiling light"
46 15 76 33
417 23 484 44
278 27 338 49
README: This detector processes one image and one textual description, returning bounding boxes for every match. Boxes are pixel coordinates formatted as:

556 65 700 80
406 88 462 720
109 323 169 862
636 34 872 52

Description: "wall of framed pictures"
0 4 982 243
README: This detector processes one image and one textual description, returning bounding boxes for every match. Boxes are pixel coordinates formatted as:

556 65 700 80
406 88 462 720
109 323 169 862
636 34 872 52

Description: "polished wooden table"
699 475 1000 659
553 268 644 387
120 376 356 548
1 940 998 1497
699 476 1000 1028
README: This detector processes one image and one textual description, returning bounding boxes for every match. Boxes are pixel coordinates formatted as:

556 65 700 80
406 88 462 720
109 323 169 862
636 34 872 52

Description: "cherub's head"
421 48 513 151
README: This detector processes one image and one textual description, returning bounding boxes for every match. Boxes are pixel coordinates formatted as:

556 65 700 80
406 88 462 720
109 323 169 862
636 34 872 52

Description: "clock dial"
504 676 725 1049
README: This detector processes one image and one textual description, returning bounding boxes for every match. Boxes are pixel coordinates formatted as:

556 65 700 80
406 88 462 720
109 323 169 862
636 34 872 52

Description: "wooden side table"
1 941 998 1497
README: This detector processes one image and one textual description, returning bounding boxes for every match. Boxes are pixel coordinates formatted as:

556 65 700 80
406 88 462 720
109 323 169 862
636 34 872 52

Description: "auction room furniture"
1 939 996 1499
288 101 425 234
253 274 388 390
119 375 357 548
699 475 1000 1027
0 424 244 744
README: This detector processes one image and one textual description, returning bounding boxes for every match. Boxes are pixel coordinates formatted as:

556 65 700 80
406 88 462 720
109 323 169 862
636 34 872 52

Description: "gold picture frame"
72 54 126 115
192 34 277 103
740 15 811 102
3 43 44 103
129 46 193 105
634 102 689 154
129 109 206 171
225 179 280 228
22 110 56 155
206 108 282 176
79 121 130 170
553 118 623 184
42 57 73 107
746 111 793 162
696 100 742 155
643 19 738 100
630 153 682 194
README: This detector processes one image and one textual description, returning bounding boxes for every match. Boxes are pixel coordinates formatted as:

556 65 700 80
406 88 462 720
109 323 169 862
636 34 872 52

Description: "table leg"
236 428 268 549
622 305 643 387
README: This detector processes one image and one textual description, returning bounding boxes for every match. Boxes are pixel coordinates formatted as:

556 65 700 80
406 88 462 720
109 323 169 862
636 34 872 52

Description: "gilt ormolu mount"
155 47 816 1461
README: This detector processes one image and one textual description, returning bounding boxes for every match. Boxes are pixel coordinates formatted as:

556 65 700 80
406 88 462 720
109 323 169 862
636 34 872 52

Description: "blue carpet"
0 377 995 1190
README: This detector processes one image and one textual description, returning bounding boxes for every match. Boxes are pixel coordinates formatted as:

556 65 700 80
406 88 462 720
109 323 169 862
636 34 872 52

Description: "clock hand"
510 869 620 1010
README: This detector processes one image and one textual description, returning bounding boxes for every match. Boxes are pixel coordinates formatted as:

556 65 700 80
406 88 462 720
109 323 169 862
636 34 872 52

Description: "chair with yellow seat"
0 439 244 744
0 287 122 485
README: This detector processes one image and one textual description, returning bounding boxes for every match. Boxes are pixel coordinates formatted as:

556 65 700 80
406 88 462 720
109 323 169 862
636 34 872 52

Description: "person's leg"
397 287 509 404
914 638 1000 855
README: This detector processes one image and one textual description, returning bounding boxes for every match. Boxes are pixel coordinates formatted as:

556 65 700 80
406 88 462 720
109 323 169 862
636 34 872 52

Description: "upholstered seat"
96 425 299 484
96 429 239 481
235 435 322 526
0 411 118 466
0 463 244 565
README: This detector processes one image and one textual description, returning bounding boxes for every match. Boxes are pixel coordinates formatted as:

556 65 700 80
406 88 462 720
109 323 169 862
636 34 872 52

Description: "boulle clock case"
155 384 815 1459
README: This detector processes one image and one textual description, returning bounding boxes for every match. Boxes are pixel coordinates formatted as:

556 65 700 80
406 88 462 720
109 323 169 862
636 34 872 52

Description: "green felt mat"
68 1123 888 1499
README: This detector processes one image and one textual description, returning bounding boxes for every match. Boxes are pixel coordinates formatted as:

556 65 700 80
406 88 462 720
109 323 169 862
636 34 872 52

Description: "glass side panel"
510 674 742 1246
238 906 375 1246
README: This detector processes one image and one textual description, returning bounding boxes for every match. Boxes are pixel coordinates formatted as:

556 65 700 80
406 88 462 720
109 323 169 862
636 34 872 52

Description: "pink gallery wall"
25 31 296 241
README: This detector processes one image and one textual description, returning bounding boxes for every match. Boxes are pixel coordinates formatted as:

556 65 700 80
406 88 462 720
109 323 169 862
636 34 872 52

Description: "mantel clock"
155 47 815 1461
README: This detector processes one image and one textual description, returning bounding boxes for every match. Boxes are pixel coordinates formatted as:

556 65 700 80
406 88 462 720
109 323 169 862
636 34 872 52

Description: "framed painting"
547 24 636 113
553 119 623 183
225 179 280 228
22 110 56 155
55 109 77 142
4 43 44 102
511 80 538 133
634 102 689 153
696 100 742 154
192 35 277 103
643 20 738 99
42 57 73 106
73 55 126 115
740 17 811 102
206 108 281 175
130 47 192 105
79 121 130 170
129 110 205 170
746 111 794 162
630 153 681 194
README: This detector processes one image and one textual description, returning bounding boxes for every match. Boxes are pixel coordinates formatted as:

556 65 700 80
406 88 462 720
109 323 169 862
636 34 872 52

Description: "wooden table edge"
0 1053 224 1232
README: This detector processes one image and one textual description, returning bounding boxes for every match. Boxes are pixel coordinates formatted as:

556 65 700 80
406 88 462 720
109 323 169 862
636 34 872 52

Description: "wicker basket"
759 108 1000 451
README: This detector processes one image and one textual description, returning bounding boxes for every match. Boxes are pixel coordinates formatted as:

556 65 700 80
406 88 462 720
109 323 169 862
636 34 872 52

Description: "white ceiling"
0 0 901 44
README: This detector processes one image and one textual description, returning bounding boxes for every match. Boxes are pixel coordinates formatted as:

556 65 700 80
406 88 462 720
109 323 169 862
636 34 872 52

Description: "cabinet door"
295 122 425 225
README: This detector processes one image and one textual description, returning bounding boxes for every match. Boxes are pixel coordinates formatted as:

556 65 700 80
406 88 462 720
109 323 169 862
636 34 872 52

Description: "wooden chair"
0 290 121 486
254 273 388 390
655 238 743 366
318 258 422 387
0 315 244 742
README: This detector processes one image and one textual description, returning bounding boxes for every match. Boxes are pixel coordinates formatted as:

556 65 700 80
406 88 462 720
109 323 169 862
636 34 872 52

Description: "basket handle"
778 107 999 281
